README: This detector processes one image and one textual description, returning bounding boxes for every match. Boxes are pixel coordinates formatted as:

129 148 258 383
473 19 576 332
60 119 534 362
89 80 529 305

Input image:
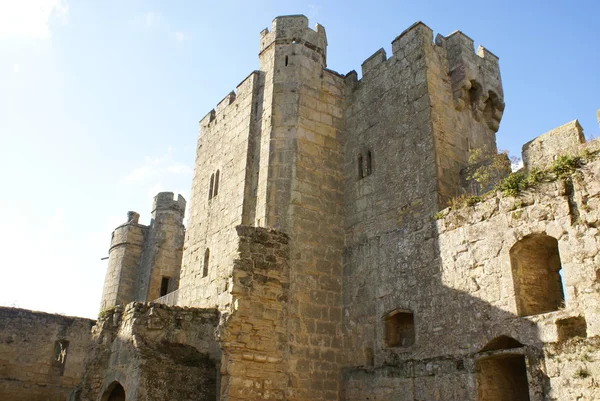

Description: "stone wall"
0 307 94 401
544 337 600 400
341 20 502 373
257 16 346 401
72 303 220 401
522 120 585 170
179 71 263 310
218 226 290 401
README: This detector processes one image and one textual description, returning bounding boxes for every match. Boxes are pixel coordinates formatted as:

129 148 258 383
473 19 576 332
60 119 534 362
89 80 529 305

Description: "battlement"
199 71 260 130
152 192 186 217
259 15 327 64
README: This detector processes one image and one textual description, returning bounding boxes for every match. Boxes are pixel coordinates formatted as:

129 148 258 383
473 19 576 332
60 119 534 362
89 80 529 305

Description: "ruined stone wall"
219 226 290 401
0 307 94 401
521 120 600 171
179 72 262 310
73 303 220 401
342 156 600 400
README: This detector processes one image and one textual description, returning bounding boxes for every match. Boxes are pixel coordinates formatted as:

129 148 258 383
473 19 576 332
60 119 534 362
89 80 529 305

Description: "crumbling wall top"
522 120 585 170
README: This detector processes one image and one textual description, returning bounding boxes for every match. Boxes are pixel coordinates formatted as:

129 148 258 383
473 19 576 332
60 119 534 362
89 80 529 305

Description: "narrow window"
214 170 220 197
358 154 364 179
52 339 69 375
202 248 210 278
383 310 415 348
208 173 215 199
366 151 372 176
285 55 289 66
510 234 564 316
160 277 170 297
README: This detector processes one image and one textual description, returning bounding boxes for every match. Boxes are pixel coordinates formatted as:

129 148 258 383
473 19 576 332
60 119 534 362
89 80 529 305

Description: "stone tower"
99 192 186 311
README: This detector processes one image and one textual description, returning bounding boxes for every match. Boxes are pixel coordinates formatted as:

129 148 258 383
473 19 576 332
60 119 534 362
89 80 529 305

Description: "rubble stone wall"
0 307 94 401
73 303 220 401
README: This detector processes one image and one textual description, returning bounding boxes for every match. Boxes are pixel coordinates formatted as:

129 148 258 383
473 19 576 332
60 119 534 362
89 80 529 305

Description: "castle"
1 15 599 401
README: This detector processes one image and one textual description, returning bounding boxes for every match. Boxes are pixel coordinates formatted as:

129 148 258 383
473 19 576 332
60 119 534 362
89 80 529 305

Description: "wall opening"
556 316 587 341
208 173 215 199
468 80 482 111
357 154 364 179
214 170 220 197
383 310 415 348
203 248 210 278
160 277 170 297
52 339 69 375
477 354 531 401
510 234 564 316
285 55 289 66
102 382 126 401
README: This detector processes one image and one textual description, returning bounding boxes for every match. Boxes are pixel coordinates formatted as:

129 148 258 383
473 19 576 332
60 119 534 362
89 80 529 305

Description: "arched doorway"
101 382 126 401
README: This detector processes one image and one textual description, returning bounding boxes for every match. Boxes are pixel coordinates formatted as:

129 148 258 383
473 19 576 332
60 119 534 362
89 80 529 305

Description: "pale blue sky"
1 0 598 319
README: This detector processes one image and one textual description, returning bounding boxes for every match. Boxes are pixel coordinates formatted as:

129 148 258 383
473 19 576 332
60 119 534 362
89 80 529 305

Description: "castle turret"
136 192 186 302
99 192 186 312
99 211 147 311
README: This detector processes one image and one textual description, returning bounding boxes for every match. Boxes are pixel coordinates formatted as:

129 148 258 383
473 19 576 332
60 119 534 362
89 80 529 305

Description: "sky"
0 0 599 319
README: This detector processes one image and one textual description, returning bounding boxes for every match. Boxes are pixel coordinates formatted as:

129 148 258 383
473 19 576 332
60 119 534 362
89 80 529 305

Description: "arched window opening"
383 309 415 348
357 154 364 179
202 248 210 278
479 336 524 353
510 234 564 317
101 382 126 401
366 151 372 176
477 354 530 401
208 173 215 200
214 170 220 197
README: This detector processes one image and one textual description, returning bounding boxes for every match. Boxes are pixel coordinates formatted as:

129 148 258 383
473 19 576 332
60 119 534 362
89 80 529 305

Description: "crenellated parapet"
152 191 186 220
436 31 505 132
259 15 327 66
198 71 261 131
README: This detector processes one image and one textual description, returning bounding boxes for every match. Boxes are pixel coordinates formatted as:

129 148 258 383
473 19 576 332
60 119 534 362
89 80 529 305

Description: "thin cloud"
174 31 186 42
122 147 192 184
132 11 187 43
144 11 161 27
0 0 69 39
